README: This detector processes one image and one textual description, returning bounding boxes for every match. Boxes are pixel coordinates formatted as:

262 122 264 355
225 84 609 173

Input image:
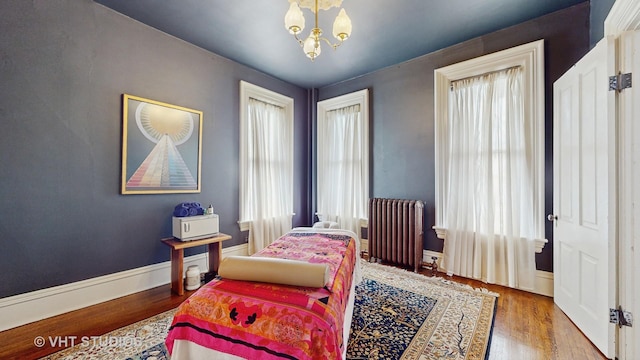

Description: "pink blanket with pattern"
165 231 358 359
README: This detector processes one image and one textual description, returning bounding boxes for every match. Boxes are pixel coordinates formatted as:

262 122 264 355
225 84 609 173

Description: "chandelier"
284 0 352 61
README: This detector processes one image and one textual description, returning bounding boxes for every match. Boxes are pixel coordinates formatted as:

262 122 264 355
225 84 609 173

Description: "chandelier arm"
319 36 344 50
292 32 305 47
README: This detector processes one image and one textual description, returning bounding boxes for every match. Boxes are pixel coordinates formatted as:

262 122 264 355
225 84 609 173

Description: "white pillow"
312 221 340 229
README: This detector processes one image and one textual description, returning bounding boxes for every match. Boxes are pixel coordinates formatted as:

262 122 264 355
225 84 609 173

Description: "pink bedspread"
165 231 358 359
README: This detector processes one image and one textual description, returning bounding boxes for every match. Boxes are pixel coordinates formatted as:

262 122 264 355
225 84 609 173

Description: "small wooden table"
161 233 232 295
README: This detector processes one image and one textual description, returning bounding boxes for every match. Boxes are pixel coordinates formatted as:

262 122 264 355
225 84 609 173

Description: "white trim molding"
431 226 547 253
604 0 640 36
422 250 553 297
604 1 640 359
0 244 248 332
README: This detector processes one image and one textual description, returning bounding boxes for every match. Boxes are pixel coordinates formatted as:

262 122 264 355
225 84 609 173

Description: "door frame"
604 1 640 358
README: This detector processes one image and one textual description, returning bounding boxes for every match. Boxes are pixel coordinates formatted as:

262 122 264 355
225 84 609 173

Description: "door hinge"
609 306 633 328
609 72 632 92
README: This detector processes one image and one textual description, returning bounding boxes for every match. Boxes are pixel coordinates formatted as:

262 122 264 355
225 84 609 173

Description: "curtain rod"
450 65 522 89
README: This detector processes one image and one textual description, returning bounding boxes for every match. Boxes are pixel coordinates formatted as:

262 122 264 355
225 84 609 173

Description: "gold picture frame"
121 94 203 194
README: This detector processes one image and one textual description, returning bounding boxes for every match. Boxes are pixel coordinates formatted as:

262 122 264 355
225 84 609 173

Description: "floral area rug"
42 260 498 360
40 307 176 360
348 261 498 360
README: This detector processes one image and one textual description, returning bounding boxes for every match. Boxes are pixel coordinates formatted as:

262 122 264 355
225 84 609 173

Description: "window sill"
237 214 296 232
432 226 548 253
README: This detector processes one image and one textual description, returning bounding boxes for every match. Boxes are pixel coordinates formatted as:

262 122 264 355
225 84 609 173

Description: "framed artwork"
121 94 203 194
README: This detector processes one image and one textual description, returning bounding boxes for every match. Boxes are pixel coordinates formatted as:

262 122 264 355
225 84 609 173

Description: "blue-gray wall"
317 3 591 272
0 0 603 298
0 0 310 298
590 0 616 47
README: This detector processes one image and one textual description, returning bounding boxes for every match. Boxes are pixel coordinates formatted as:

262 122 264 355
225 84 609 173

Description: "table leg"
170 248 184 296
208 241 222 274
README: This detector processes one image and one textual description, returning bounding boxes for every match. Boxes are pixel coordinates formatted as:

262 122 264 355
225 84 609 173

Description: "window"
434 40 546 288
239 81 294 253
449 67 529 233
316 89 369 235
434 40 546 250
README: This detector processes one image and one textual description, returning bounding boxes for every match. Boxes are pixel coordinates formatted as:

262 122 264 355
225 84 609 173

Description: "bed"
165 227 362 360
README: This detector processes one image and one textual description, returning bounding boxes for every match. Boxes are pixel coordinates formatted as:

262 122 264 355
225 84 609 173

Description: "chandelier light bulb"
284 2 305 34
303 34 321 60
332 8 352 41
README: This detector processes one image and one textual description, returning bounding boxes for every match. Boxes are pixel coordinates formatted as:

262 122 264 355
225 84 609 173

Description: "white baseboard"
0 244 248 332
532 270 554 297
423 250 554 297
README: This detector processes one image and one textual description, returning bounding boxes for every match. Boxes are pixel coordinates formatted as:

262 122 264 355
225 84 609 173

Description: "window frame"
433 40 547 251
316 89 370 224
238 80 294 231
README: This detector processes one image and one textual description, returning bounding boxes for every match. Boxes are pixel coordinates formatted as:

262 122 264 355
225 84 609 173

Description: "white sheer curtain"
241 98 292 254
317 104 367 234
441 67 537 290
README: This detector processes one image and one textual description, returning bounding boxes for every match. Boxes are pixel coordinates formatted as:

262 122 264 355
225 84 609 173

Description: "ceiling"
94 0 586 88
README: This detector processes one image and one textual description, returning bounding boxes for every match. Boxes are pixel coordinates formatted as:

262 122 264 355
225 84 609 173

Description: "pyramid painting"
122 95 202 194
126 134 197 189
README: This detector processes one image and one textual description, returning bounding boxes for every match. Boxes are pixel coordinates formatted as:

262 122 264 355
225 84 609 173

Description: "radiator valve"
422 256 439 276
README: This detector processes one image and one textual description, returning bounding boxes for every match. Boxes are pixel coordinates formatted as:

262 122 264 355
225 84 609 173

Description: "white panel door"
552 36 617 358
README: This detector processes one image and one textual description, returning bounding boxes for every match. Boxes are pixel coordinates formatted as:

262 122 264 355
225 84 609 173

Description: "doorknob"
547 214 558 222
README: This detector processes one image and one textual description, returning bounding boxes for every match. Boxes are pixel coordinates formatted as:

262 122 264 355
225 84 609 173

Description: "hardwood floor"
0 265 607 360
0 285 191 360
449 275 607 360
